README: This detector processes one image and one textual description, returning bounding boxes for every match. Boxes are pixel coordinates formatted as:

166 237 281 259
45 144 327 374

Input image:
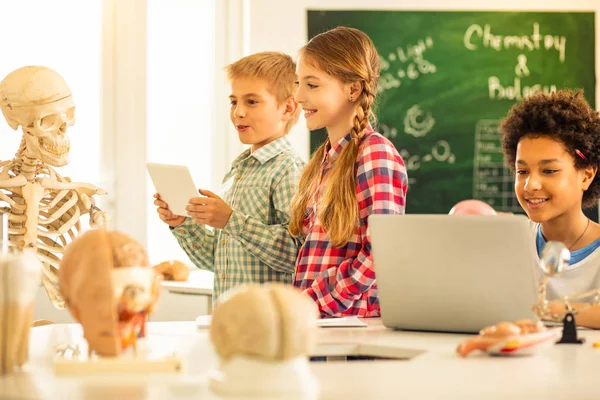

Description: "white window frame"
102 0 248 246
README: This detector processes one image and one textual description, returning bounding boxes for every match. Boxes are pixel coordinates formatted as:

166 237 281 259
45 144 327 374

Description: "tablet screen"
147 163 198 217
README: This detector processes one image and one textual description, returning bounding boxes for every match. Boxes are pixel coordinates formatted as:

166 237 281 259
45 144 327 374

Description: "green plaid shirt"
171 136 305 303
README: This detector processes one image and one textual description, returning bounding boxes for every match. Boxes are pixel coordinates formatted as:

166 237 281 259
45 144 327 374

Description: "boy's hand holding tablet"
148 163 232 229
153 193 187 227
186 189 233 229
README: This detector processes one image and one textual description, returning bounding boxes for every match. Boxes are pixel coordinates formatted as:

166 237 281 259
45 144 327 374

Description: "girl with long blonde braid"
292 27 408 317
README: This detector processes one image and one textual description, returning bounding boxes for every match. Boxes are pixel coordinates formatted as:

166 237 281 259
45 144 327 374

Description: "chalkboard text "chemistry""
463 23 566 63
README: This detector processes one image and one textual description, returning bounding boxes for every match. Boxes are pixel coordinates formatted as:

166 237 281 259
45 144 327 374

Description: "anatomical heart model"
0 66 108 309
0 212 42 375
59 229 161 357
209 283 320 398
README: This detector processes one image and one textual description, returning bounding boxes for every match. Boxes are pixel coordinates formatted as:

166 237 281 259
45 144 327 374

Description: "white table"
2 319 600 399
160 270 214 313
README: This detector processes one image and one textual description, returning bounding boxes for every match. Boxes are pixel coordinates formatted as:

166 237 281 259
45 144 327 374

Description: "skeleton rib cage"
0 161 99 309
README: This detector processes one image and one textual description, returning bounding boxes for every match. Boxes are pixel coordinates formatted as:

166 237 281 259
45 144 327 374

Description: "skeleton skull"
0 66 75 167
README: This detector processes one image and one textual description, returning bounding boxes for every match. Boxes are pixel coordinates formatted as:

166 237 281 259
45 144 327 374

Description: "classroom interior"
0 0 599 398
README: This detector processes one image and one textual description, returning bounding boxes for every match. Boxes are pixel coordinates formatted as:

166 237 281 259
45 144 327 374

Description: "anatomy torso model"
0 66 107 308
59 229 161 357
456 319 559 357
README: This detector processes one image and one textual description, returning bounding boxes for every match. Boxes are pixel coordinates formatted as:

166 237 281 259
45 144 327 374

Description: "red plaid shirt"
294 126 408 317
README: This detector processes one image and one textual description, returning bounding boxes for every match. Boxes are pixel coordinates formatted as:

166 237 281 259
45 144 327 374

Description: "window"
146 0 216 265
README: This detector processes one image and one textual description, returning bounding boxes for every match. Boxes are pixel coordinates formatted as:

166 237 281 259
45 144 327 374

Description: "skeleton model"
0 66 107 308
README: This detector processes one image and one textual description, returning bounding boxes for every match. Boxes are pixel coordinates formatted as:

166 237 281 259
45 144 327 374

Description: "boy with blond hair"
154 52 305 303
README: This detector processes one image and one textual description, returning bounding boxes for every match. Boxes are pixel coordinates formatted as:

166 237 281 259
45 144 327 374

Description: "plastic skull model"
1 66 74 167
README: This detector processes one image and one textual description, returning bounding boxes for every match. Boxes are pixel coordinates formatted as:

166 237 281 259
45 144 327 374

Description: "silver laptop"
369 214 539 333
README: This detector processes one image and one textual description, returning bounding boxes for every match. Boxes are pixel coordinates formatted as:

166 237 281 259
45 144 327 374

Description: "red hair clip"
575 149 587 161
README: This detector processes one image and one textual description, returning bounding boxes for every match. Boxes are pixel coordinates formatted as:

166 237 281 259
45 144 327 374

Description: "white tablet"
147 162 198 217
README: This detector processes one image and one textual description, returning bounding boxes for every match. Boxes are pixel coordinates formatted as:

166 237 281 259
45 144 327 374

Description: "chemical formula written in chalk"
379 36 437 93
398 140 456 171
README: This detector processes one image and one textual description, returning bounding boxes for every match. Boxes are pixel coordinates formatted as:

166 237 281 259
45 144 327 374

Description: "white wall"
234 0 600 161
145 0 216 266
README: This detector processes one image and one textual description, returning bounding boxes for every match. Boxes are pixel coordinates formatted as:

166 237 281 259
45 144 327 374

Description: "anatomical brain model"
0 66 107 308
59 229 161 357
210 284 318 362
209 284 320 397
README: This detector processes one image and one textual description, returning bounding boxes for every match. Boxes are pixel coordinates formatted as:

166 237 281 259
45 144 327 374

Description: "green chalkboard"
307 10 596 216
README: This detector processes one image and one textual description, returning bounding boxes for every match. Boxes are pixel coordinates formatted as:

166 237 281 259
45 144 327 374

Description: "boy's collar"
233 136 293 166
